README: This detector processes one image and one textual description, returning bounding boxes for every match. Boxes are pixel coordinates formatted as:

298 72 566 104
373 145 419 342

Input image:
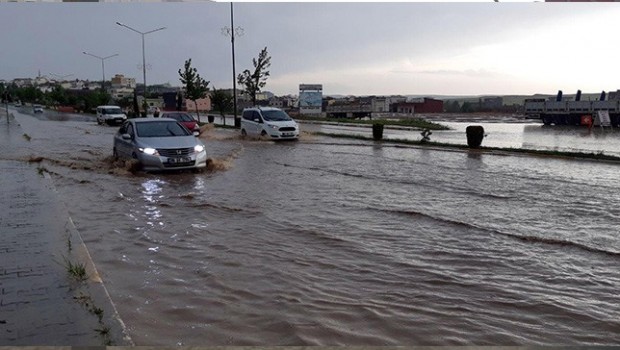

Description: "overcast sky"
1 2 619 97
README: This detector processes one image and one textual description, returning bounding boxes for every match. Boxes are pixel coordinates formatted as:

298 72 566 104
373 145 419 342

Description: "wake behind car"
113 118 208 171
97 105 127 125
160 111 200 135
241 107 299 140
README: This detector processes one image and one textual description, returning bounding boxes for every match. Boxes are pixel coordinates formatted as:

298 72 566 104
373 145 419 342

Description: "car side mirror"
121 133 132 140
193 131 199 137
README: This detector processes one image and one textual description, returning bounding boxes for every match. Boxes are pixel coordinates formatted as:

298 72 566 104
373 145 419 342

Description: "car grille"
279 127 296 132
158 148 193 157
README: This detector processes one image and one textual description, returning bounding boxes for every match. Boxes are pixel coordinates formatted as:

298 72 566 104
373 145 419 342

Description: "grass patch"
314 132 620 162
95 326 110 336
295 115 450 130
74 292 112 344
63 257 88 282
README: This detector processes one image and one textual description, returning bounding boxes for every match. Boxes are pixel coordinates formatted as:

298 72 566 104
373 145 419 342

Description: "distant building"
149 83 178 95
608 90 620 100
13 78 34 88
393 98 443 114
185 96 212 113
371 96 389 113
111 74 136 89
480 97 503 110
162 91 182 111
325 97 372 118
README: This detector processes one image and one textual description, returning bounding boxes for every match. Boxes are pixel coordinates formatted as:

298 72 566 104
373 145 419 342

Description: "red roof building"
394 98 444 114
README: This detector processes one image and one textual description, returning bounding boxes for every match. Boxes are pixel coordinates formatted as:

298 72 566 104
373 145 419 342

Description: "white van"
96 105 127 125
240 107 299 140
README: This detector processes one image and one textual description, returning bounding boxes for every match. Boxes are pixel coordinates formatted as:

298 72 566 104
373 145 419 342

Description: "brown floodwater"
4 108 620 345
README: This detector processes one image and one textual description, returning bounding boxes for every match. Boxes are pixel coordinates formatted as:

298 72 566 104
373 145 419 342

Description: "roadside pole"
3 91 8 124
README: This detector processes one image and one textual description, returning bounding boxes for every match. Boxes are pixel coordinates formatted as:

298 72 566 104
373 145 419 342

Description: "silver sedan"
113 118 208 171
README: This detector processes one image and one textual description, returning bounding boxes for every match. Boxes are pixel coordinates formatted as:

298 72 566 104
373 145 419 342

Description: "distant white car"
33 104 44 113
240 107 299 140
97 105 127 125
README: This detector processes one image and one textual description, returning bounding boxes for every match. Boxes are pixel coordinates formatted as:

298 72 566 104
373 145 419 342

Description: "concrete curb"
0 110 132 345
43 165 134 346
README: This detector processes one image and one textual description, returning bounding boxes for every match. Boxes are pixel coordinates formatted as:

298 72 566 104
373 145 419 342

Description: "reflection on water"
305 121 620 157
521 125 620 156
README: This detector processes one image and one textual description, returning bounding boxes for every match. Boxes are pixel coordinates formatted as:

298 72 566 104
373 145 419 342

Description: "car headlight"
140 147 158 155
194 145 205 153
268 124 279 129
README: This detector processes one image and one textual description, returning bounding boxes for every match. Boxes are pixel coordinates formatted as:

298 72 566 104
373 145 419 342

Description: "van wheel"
261 130 267 137
112 147 119 160
241 129 247 137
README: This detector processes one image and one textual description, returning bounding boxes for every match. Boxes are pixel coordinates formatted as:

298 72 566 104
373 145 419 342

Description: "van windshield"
103 107 122 114
262 110 292 121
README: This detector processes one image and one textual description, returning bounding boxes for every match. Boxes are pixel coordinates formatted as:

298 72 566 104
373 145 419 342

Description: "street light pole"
82 51 119 90
222 3 243 127
116 22 166 115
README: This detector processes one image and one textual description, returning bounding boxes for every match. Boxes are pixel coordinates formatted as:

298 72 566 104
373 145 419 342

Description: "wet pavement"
4 107 620 346
0 110 131 345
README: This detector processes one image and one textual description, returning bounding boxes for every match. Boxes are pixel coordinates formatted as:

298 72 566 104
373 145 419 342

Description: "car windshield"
136 121 190 137
103 107 122 114
165 113 194 122
262 110 292 121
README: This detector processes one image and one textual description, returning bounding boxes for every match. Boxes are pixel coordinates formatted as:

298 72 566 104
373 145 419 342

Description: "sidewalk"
0 109 132 345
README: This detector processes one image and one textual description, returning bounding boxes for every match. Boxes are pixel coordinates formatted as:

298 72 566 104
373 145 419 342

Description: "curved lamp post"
116 22 166 107
82 51 119 90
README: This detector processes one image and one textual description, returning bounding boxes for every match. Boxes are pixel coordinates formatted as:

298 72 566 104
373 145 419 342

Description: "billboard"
299 84 323 114
299 91 322 107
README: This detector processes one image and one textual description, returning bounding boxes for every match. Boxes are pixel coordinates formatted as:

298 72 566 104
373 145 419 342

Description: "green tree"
237 47 271 106
445 100 460 113
178 58 210 123
460 101 474 113
81 90 110 112
48 85 68 106
210 87 233 126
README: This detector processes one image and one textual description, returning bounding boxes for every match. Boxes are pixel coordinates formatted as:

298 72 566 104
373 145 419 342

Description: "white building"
111 74 136 89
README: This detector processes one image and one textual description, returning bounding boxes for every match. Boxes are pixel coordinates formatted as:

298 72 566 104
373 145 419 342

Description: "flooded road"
5 109 620 345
